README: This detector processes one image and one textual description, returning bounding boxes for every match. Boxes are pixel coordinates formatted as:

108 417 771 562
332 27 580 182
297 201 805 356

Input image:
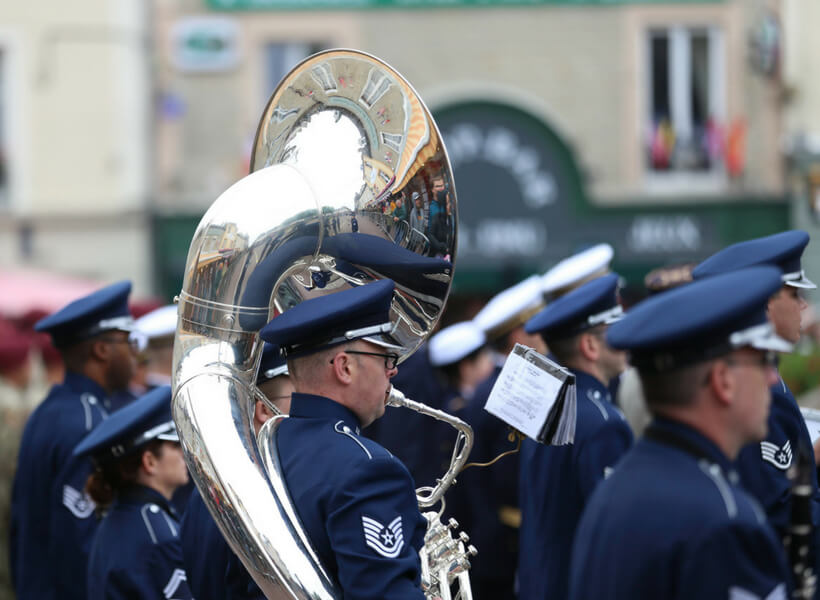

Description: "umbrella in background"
0 268 106 318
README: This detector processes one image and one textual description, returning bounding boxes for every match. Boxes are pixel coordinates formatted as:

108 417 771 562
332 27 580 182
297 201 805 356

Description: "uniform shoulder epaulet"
332 420 390 460
140 503 179 544
585 388 611 422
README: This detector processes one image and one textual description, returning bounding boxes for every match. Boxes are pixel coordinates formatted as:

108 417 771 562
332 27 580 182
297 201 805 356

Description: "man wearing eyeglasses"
692 230 820 585
259 279 427 599
569 267 793 599
10 281 138 600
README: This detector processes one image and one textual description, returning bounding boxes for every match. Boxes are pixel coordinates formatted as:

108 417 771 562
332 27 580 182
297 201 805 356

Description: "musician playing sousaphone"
171 49 476 600
258 279 426 598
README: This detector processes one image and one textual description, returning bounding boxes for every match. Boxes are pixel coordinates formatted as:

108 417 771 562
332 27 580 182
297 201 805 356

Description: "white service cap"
473 275 545 340
429 321 487 367
134 305 177 341
541 243 614 298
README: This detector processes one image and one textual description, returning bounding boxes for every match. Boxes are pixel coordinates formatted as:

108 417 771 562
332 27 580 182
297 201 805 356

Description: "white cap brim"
729 322 793 354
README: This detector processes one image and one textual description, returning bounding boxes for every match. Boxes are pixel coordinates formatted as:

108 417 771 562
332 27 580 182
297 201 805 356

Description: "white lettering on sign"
444 125 557 209
473 220 547 256
627 216 702 253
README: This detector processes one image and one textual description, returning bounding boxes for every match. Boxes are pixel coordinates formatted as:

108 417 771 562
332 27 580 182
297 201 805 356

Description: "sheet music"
801 407 820 444
484 348 565 441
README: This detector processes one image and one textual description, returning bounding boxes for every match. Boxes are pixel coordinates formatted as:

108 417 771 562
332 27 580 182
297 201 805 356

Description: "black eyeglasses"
101 336 140 353
331 350 399 370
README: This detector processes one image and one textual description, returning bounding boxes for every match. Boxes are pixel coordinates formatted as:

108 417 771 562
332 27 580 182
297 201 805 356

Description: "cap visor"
362 335 405 353
749 330 794 354
157 431 180 443
786 276 817 290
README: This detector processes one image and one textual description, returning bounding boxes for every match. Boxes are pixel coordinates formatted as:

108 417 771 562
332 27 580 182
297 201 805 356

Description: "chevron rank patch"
362 515 404 558
63 484 95 518
760 440 793 470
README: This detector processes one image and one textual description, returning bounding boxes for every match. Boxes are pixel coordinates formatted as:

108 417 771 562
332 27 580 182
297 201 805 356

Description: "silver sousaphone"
171 49 474 599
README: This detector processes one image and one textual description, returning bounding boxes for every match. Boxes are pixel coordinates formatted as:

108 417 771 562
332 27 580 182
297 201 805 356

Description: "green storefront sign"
206 0 720 10
153 97 785 299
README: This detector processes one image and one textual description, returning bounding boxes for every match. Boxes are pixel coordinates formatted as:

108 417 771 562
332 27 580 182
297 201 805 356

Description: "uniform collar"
568 368 611 402
289 393 363 433
63 371 108 401
646 416 735 475
117 484 178 518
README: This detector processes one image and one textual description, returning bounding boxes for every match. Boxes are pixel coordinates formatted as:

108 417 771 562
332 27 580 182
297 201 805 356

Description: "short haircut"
287 343 352 386
543 325 606 366
637 360 713 411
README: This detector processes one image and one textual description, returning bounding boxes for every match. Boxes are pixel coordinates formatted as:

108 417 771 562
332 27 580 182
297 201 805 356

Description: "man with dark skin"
10 281 137 600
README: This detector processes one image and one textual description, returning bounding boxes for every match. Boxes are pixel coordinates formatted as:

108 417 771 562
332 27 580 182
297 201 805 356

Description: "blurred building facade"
782 0 820 281
1 0 816 299
0 2 152 293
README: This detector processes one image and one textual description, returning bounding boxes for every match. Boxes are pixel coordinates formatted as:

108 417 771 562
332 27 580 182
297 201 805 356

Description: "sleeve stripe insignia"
163 568 188 599
760 440 792 470
62 485 95 518
362 515 404 558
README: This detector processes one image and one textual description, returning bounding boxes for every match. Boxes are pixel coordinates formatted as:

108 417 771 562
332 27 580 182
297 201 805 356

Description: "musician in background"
10 281 137 600
259 279 427 598
429 321 494 415
75 386 193 600
569 266 793 599
519 273 633 600
180 342 291 600
692 230 820 578
463 274 546 600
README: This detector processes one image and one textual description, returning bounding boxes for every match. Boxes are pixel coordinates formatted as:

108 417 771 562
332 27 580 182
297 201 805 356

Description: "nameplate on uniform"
800 407 820 444
484 344 576 445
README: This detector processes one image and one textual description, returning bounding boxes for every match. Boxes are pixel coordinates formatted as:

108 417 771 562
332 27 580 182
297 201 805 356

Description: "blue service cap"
525 273 623 341
692 230 816 289
607 266 793 372
259 279 403 358
239 233 451 331
73 385 178 461
257 342 288 384
35 280 134 348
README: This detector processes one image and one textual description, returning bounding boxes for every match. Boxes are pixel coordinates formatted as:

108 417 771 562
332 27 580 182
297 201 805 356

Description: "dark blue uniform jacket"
87 486 193 600
454 364 519 596
735 377 820 574
519 368 633 600
569 418 793 600
278 393 427 599
179 486 262 599
10 372 110 600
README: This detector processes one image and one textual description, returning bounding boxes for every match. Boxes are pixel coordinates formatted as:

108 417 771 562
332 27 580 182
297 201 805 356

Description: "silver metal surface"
172 48 463 599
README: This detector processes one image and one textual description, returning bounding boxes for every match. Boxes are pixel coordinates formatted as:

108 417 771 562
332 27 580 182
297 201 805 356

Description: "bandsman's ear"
578 332 600 362
90 338 110 362
140 448 158 475
707 360 733 406
330 350 355 385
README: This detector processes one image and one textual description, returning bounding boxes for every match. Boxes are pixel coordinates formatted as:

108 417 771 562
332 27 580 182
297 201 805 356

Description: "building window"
645 26 725 177
380 131 403 153
264 42 326 101
311 62 336 93
359 68 391 109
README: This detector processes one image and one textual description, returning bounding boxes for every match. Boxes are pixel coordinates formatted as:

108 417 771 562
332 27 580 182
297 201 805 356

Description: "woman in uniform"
74 385 193 599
